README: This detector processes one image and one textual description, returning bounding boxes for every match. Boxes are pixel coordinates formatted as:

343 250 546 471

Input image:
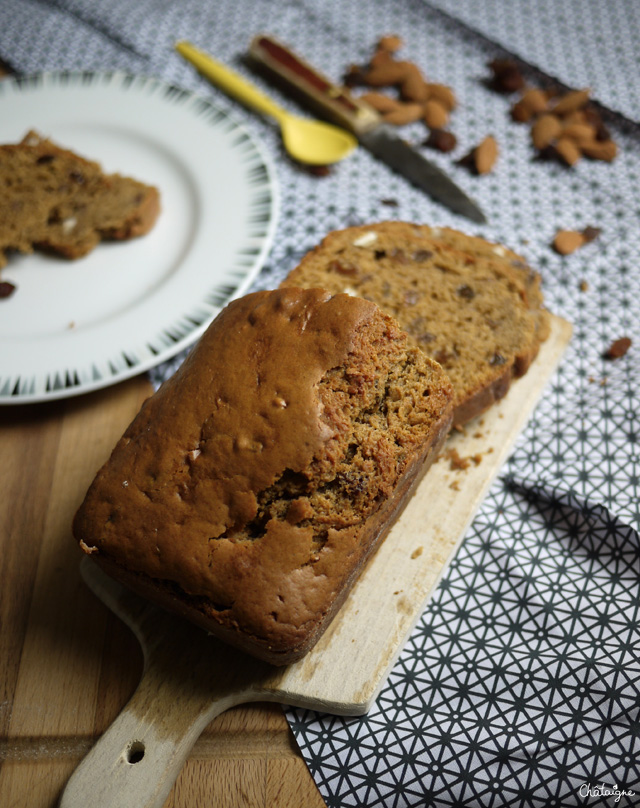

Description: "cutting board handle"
59 561 274 808
59 663 239 808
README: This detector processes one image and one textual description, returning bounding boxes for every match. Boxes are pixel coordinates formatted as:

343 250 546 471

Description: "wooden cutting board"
52 314 572 807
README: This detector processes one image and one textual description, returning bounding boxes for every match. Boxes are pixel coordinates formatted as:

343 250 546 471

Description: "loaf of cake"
73 288 454 665
0 131 160 268
283 222 549 426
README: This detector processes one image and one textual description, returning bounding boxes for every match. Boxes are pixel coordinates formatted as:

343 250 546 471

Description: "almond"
474 135 499 174
553 230 585 255
425 83 457 111
400 63 429 102
520 88 549 114
551 88 591 115
383 102 424 126
561 122 598 145
362 59 407 87
581 139 618 162
377 35 403 53
423 99 449 129
511 89 548 122
359 91 401 114
531 114 562 149
554 137 582 166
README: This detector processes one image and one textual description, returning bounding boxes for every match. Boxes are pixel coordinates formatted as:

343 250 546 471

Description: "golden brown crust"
0 130 160 267
73 288 454 664
282 222 549 426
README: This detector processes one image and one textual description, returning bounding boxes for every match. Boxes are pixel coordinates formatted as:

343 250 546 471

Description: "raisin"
36 154 55 164
604 337 631 360
424 128 457 153
0 281 16 299
489 353 506 366
412 249 433 262
457 284 475 299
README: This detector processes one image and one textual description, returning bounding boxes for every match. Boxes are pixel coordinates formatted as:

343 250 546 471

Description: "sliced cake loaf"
0 131 160 268
73 288 454 664
283 222 549 426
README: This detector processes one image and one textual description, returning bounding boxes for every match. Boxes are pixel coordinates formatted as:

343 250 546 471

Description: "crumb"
411 546 423 559
472 454 483 465
446 448 471 470
579 280 589 292
380 198 399 206
449 480 460 491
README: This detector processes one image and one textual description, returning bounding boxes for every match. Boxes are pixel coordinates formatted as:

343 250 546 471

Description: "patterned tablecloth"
1 2 638 805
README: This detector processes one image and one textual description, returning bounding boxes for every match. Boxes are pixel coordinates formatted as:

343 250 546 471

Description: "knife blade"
248 34 487 224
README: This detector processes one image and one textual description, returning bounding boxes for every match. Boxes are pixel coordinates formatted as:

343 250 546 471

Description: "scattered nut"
383 101 424 125
346 37 458 140
424 128 457 153
360 91 402 114
580 139 618 162
461 135 499 175
425 83 457 111
551 88 592 115
554 136 582 166
604 337 631 360
531 114 563 150
377 34 403 53
0 280 16 299
488 58 525 93
423 98 449 129
552 229 585 255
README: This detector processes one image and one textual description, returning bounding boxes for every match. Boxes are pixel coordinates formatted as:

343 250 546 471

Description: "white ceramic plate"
0 71 279 404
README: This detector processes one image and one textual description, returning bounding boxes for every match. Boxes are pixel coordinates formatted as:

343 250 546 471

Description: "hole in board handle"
125 740 146 764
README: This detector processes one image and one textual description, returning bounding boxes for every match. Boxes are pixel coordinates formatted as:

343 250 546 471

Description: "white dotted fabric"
1 1 639 805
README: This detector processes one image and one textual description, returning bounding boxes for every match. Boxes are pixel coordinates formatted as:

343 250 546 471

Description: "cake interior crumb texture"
0 130 160 268
283 222 549 426
73 288 454 664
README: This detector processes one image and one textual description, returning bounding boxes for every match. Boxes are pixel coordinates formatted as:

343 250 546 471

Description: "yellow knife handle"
248 34 380 136
175 40 286 124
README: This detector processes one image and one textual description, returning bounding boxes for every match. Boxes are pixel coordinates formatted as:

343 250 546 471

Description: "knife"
248 34 487 224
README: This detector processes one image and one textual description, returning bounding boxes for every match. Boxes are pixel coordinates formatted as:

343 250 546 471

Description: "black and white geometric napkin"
2 1 638 805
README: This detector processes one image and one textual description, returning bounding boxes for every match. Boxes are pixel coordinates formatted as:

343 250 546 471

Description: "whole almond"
425 83 457 111
520 88 549 114
474 135 499 174
383 102 424 126
359 91 402 114
553 230 585 255
377 35 403 53
423 99 449 129
400 63 430 102
362 59 407 87
552 88 591 115
562 122 598 145
511 97 535 123
531 114 562 149
581 139 618 162
554 136 582 166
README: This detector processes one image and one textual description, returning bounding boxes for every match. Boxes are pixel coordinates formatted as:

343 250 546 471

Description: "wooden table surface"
0 375 325 808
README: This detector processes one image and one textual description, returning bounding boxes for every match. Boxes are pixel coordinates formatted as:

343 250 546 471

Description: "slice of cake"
283 222 549 426
0 131 160 268
73 288 454 665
